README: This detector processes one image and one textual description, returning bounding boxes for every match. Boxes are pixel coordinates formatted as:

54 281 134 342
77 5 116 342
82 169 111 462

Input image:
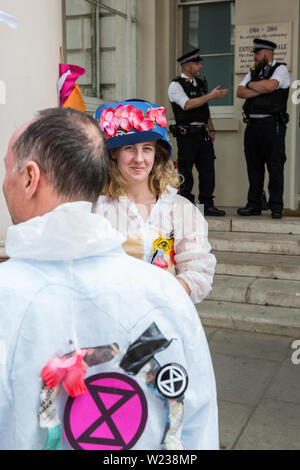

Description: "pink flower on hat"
130 108 154 132
98 103 163 139
100 107 120 137
115 104 134 132
146 107 167 128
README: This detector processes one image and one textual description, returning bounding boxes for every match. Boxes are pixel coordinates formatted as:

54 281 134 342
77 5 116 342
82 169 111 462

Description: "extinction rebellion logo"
63 372 148 450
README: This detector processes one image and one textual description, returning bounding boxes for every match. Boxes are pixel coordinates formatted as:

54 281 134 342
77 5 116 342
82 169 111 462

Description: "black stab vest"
171 77 210 125
243 63 289 115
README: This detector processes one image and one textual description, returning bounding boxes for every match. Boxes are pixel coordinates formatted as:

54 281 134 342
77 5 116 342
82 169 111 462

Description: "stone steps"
208 274 300 309
208 274 255 304
231 216 300 235
247 278 300 309
210 231 300 255
197 300 300 337
208 214 300 235
203 211 300 336
214 251 300 281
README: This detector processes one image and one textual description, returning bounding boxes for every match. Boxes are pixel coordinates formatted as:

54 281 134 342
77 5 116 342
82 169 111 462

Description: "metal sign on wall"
235 22 292 74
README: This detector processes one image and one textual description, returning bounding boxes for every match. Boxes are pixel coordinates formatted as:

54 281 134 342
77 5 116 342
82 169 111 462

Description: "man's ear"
23 161 41 200
183 62 191 74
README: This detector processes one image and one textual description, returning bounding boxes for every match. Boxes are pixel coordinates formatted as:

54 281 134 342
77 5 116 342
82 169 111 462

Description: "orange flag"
63 84 86 113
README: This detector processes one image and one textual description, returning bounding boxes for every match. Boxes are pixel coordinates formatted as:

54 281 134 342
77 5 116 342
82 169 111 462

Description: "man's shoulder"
270 62 290 88
0 260 48 337
0 259 46 299
170 76 203 85
272 62 288 72
273 61 287 67
273 63 290 76
0 258 32 281
169 76 184 89
171 76 183 83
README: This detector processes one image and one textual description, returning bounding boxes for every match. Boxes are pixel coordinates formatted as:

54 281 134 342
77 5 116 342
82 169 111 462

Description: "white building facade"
0 0 299 244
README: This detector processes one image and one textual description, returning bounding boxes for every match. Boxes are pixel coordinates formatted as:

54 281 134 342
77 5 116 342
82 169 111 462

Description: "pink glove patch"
42 349 87 397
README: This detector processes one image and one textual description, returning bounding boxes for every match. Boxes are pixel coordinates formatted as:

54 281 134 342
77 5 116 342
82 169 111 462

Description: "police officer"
237 38 290 219
168 49 229 216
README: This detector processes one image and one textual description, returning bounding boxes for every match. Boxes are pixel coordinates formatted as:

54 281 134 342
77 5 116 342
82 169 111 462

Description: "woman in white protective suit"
94 99 216 304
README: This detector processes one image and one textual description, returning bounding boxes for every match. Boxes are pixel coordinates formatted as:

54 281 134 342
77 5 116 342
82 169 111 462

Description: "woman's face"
114 141 157 186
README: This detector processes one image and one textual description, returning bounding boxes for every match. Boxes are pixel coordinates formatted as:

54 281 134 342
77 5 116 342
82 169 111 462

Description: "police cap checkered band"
252 38 277 52
177 48 203 65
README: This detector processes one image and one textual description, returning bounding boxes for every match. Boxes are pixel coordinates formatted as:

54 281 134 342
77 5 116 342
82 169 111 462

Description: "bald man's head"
3 108 109 224
12 107 109 203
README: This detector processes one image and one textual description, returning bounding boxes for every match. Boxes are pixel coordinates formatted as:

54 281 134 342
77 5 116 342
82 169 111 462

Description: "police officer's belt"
248 116 277 123
242 114 285 126
169 124 206 137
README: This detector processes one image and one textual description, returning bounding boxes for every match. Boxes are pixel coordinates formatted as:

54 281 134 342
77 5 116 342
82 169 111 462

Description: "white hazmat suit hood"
5 201 125 261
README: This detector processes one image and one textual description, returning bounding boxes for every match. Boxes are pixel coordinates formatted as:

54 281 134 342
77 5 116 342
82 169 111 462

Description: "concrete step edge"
213 250 300 263
209 233 300 255
208 275 300 309
213 274 300 284
213 251 300 280
209 231 300 241
196 300 300 337
215 266 300 281
208 218 300 235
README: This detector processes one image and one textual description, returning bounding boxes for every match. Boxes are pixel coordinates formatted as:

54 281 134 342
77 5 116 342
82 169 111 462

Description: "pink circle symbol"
63 372 148 450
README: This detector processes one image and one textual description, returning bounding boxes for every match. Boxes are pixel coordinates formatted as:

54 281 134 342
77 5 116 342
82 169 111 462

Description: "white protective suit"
96 186 216 304
0 202 218 450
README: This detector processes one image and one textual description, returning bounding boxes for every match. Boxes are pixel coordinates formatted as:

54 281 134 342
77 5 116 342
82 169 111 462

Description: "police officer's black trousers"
176 132 216 206
244 121 286 212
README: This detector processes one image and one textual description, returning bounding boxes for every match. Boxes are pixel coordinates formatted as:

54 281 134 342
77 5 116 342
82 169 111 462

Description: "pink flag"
58 63 86 107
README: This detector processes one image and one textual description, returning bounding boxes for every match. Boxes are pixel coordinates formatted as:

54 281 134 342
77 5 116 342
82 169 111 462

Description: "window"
179 0 235 117
63 0 136 112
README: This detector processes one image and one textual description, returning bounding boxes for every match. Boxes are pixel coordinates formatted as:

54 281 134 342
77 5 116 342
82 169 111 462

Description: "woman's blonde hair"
101 140 181 199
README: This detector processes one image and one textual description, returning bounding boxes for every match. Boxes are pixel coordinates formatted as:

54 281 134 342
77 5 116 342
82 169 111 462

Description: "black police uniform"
239 39 290 217
170 76 216 208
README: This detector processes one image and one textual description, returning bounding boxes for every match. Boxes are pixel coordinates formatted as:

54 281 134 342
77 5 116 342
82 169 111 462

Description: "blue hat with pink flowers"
94 99 172 156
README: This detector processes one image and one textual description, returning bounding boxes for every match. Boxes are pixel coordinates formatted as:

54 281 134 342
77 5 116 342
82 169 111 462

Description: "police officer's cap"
252 38 277 53
177 48 203 65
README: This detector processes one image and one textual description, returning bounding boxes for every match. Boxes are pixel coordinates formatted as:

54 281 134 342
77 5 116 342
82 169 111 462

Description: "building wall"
135 0 179 162
136 1 156 102
136 0 177 109
148 0 300 209
0 0 62 242
0 0 298 246
232 0 300 210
